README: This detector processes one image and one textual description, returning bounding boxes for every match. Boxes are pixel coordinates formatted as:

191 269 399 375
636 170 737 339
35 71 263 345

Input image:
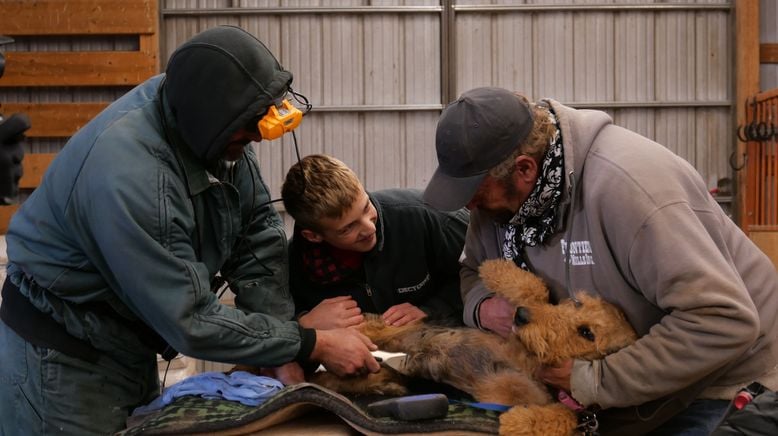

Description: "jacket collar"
544 99 612 233
367 191 386 255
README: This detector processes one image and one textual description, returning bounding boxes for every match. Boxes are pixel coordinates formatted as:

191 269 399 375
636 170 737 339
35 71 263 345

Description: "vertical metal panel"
404 111 441 188
573 12 614 102
365 112 404 189
454 13 493 92
696 11 731 188
612 11 655 142
657 12 699 173
493 13 534 94
277 11 323 103
655 12 696 102
534 12 576 100
404 13 441 103
322 112 365 173
655 108 697 169
365 14 403 105
696 11 730 102
323 16 364 105
760 0 778 90
695 108 731 188
612 108 654 141
614 12 654 102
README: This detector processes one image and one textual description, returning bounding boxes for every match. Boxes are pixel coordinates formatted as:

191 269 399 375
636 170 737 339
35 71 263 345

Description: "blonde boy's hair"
282 154 364 231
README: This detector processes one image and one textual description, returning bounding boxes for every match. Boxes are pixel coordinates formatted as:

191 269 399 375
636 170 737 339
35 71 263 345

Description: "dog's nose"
514 307 531 326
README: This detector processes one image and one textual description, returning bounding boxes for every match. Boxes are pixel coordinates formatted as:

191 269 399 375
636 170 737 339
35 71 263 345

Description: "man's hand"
298 296 364 330
257 362 305 386
382 302 427 326
536 359 573 392
478 295 515 338
310 328 380 377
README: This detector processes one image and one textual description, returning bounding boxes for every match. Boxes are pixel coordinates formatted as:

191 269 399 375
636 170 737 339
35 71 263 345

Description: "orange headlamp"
258 99 303 141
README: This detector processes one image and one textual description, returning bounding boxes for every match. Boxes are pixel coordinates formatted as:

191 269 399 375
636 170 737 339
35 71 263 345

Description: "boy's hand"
311 328 380 377
298 296 364 330
383 303 427 326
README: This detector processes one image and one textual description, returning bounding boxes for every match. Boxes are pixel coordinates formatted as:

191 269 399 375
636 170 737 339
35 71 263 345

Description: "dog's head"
479 259 637 365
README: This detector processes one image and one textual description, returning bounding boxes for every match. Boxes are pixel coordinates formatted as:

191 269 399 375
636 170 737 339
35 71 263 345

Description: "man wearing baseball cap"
424 87 778 434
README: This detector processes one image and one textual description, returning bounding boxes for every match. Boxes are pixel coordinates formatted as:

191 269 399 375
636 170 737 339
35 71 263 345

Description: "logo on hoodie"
561 239 595 266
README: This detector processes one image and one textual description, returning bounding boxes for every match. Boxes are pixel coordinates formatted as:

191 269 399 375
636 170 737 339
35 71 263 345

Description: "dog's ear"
478 259 549 306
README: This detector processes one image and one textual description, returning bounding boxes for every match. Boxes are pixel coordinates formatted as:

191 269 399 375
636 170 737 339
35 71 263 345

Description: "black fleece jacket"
289 189 469 323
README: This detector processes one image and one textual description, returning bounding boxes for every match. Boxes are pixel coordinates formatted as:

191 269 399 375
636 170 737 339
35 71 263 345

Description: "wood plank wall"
0 0 159 233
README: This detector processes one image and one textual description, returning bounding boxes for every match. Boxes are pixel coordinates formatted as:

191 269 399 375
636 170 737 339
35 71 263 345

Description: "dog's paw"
499 403 578 436
478 259 548 305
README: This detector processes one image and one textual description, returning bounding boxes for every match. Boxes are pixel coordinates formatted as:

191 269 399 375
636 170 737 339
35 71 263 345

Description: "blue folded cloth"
133 371 284 415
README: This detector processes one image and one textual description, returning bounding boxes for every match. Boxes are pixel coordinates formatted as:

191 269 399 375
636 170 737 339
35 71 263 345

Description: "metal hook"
737 97 758 142
729 151 747 171
736 124 750 142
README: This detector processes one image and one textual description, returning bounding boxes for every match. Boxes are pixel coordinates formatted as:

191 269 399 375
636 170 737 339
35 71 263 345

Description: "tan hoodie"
460 100 778 408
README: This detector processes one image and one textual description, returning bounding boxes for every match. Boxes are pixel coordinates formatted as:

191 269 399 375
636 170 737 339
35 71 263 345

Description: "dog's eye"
578 325 595 342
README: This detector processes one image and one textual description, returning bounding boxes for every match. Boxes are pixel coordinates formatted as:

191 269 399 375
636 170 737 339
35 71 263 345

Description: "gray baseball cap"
423 87 534 211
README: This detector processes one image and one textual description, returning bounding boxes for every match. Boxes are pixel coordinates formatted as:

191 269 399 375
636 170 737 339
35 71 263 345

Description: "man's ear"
513 155 538 183
300 229 324 243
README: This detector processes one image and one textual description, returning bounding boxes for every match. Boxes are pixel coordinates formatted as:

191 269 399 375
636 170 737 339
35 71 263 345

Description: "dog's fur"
313 259 638 435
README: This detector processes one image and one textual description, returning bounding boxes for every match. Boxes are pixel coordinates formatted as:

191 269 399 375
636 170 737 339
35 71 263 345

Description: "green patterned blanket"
119 382 499 435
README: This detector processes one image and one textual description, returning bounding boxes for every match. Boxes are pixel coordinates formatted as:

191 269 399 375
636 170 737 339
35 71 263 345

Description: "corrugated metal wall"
161 0 734 234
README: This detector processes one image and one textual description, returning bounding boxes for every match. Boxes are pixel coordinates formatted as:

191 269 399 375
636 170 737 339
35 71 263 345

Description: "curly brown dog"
314 259 638 436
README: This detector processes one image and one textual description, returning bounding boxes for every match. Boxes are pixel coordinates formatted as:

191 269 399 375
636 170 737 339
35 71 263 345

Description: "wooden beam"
0 0 155 36
748 226 778 270
0 153 58 233
0 52 157 87
1 103 108 138
19 154 57 190
735 0 760 230
139 0 161 72
761 43 778 64
0 205 19 234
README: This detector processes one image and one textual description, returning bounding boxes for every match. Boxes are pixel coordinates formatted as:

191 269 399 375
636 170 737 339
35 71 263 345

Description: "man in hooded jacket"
0 26 379 435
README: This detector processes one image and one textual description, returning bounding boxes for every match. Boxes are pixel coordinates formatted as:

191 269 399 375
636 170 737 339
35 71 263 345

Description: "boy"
282 154 468 329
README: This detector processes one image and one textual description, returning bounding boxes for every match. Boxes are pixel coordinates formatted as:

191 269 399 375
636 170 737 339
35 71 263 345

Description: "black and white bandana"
502 108 565 270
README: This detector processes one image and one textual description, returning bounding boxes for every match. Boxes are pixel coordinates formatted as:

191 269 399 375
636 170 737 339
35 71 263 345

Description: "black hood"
163 25 292 162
